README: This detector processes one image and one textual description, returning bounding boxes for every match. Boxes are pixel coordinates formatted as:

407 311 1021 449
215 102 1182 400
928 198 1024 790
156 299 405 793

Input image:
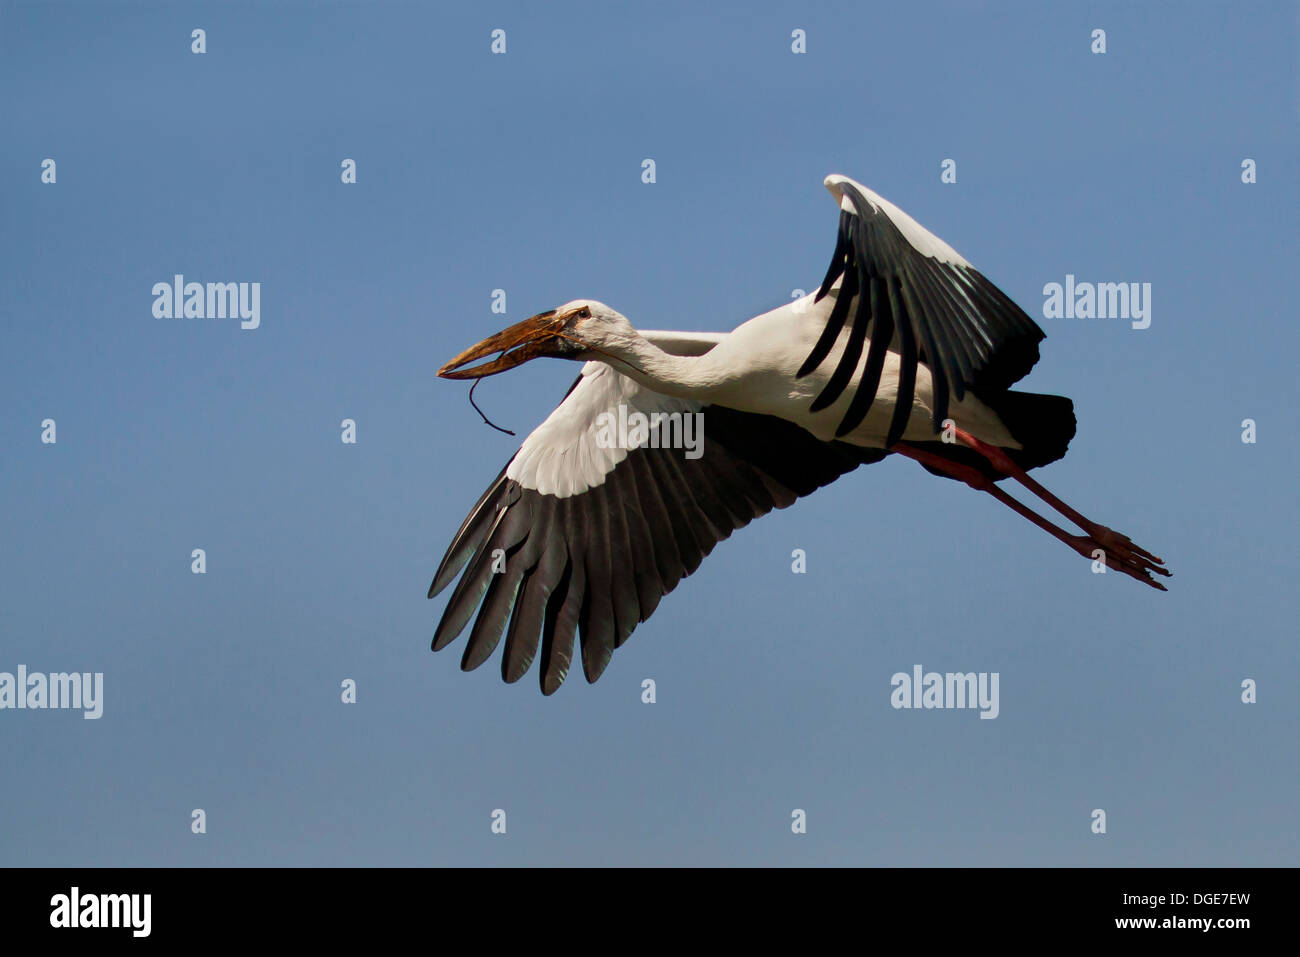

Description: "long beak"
438 310 577 379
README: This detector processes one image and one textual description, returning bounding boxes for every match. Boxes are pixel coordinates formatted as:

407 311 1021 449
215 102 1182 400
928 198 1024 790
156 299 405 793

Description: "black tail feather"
912 389 1076 481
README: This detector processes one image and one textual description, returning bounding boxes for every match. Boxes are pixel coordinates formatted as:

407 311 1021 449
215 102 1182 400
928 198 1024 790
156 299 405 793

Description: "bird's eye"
577 306 592 319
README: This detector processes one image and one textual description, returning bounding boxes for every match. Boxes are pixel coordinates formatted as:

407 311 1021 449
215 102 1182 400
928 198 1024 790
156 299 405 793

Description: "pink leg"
894 442 1169 591
948 427 1170 584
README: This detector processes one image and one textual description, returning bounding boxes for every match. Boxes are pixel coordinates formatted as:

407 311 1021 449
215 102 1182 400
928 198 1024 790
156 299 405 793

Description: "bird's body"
630 299 1021 450
429 175 1170 693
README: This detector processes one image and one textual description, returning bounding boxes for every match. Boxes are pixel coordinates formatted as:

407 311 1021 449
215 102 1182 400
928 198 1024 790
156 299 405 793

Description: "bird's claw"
1071 525 1171 591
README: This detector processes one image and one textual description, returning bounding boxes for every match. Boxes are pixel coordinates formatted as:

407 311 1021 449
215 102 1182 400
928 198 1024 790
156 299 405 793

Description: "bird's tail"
983 389 1077 472
910 390 1076 481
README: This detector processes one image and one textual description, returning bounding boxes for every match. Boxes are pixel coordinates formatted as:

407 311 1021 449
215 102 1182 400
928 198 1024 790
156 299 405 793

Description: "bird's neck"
600 336 730 401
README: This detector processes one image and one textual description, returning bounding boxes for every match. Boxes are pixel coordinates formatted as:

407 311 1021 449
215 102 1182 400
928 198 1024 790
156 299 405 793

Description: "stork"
429 175 1170 694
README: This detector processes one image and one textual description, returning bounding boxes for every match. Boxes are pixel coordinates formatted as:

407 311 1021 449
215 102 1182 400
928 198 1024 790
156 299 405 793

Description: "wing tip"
823 172 851 194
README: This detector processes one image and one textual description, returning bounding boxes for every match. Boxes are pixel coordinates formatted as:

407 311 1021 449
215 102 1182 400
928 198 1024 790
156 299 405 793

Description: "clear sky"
2 0 1296 866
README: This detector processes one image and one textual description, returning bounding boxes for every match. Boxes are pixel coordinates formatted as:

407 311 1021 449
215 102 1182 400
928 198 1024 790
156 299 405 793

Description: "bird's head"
438 299 637 379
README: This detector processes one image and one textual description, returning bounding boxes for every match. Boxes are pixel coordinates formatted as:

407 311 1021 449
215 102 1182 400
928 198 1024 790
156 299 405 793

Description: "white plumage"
506 361 702 498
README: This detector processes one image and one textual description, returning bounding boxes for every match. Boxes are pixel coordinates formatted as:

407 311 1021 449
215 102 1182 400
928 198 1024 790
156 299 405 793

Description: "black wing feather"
430 402 886 694
803 182 1044 442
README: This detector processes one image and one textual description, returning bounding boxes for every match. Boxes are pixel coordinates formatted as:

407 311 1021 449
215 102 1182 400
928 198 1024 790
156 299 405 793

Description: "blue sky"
1 0 1296 866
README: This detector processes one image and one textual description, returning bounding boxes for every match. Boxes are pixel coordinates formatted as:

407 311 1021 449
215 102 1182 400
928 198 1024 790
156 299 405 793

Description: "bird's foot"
1069 524 1171 591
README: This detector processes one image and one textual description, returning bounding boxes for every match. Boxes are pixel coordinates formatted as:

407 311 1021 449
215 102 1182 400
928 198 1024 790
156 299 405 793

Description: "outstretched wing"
800 175 1045 445
429 362 884 694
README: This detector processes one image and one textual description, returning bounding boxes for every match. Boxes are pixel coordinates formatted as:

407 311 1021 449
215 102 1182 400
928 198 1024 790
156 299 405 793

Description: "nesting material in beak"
438 310 585 379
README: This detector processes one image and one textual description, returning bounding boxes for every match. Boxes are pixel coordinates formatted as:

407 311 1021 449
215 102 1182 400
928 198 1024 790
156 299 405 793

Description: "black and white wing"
801 175 1046 446
429 361 884 694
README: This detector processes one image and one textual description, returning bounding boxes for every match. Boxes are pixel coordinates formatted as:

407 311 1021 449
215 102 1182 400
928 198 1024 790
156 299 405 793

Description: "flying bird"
429 174 1170 694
